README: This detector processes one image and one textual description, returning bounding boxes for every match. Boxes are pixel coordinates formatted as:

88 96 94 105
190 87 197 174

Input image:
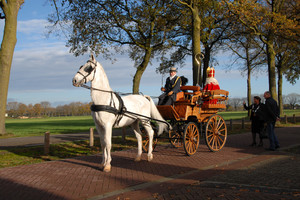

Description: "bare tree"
284 93 300 110
228 97 243 111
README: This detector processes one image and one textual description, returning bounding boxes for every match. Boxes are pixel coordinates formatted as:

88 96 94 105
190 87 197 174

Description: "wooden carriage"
142 86 229 156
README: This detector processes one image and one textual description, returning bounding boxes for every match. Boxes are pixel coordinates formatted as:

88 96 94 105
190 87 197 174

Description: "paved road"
0 126 299 200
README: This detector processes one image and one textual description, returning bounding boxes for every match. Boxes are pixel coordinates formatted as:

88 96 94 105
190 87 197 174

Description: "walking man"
263 91 280 151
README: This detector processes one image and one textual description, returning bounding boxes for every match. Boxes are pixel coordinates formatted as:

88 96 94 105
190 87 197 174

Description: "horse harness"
81 85 126 126
81 84 170 128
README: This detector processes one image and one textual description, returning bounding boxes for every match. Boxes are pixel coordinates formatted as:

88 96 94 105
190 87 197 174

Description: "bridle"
76 60 97 85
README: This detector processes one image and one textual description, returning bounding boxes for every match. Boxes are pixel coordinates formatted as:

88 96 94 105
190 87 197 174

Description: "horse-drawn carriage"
142 86 229 156
73 55 229 172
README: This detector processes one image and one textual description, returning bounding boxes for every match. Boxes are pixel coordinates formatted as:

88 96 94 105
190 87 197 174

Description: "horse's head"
72 54 97 87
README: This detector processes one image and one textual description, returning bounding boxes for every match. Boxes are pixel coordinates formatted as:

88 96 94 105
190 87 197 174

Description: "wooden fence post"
242 118 245 129
44 131 50 155
89 128 94 147
285 115 288 124
293 114 296 124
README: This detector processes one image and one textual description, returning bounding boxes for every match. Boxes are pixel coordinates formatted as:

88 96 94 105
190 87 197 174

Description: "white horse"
72 55 169 172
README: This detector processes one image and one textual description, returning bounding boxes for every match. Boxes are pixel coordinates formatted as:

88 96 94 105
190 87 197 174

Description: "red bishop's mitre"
207 67 215 78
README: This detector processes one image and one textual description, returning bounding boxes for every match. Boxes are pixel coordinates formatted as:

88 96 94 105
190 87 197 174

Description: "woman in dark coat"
243 96 265 147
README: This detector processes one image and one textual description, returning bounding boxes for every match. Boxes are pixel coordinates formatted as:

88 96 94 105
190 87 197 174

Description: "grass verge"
0 136 137 169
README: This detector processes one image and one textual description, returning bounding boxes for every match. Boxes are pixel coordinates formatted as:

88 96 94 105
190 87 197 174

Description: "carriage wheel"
141 123 158 153
183 122 200 156
205 114 227 152
169 126 183 148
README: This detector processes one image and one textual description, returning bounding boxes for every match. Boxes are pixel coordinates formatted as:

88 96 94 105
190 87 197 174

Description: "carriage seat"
175 85 201 102
180 85 201 94
176 91 185 101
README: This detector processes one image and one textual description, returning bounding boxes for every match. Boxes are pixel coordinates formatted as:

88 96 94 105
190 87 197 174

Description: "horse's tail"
146 96 170 136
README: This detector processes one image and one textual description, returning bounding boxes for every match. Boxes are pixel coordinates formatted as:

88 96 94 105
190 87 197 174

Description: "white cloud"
18 19 50 34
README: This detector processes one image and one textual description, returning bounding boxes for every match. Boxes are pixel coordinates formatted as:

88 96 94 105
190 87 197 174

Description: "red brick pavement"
0 126 299 200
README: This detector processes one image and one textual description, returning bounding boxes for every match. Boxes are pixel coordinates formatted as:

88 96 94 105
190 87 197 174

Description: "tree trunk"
202 44 211 88
191 6 201 86
266 36 277 101
132 48 152 94
0 0 23 135
247 66 252 117
277 66 284 116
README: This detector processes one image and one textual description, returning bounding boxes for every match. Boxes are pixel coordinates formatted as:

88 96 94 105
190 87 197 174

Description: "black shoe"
266 148 275 151
258 142 263 147
275 145 280 149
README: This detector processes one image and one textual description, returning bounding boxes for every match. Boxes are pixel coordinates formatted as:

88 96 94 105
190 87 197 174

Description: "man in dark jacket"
263 91 280 151
158 67 181 105
243 96 265 147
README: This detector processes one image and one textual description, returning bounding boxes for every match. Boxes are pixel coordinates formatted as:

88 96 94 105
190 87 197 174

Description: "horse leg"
131 121 142 162
102 126 112 172
95 124 105 169
143 123 154 162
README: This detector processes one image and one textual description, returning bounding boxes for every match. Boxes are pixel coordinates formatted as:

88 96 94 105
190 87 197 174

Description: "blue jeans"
267 122 279 149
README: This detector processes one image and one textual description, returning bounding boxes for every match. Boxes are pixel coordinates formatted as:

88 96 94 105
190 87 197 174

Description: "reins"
81 84 115 94
81 84 138 96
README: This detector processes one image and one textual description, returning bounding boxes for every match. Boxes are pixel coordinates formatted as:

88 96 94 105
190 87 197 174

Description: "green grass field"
3 109 300 138
0 136 138 168
5 116 95 137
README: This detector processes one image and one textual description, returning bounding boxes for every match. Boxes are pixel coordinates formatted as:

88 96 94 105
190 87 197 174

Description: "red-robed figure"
203 66 220 104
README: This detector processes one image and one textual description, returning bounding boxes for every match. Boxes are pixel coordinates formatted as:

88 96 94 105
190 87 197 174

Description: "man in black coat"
263 91 280 151
158 67 181 105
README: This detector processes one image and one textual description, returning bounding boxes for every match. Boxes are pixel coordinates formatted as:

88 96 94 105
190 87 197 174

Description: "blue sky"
2 0 299 106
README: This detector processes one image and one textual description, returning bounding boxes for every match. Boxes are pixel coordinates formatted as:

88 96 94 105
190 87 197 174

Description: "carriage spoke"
218 133 226 137
216 136 221 148
208 135 214 146
216 118 221 128
207 129 214 133
212 137 216 150
216 135 224 143
218 128 226 132
218 121 225 128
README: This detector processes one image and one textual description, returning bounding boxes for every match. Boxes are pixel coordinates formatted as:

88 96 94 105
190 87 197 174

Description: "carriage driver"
158 67 181 105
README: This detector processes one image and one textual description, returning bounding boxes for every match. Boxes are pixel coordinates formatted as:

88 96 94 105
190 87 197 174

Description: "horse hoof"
103 165 111 172
147 155 153 162
135 157 141 162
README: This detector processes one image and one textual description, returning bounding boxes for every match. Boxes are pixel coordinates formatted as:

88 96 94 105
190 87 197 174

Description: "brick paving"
0 126 299 200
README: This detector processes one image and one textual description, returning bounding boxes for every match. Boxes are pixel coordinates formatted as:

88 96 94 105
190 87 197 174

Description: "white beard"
205 77 219 85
